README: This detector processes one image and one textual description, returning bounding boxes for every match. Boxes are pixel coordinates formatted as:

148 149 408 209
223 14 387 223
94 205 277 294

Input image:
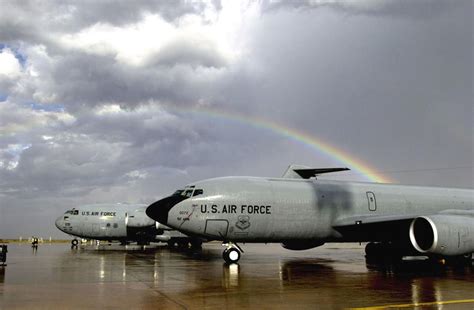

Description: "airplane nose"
55 216 63 230
146 195 187 225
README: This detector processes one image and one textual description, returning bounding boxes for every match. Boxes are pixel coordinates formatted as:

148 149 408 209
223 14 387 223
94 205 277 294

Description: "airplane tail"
282 164 350 179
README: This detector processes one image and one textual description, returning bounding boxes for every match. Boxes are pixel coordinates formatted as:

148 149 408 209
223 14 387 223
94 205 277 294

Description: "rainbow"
163 105 392 183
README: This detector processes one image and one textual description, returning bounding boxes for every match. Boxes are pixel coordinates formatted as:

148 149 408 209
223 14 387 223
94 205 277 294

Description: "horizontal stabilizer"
282 164 350 179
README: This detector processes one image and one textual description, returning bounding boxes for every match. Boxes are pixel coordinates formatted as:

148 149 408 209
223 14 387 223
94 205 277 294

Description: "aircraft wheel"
222 248 229 260
191 240 202 249
177 241 189 248
365 242 376 256
365 242 384 257
445 253 473 266
463 253 473 261
223 247 241 264
71 239 79 246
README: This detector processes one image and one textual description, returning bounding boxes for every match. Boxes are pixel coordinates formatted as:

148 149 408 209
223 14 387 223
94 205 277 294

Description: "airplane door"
92 224 100 236
105 223 112 237
366 192 377 211
204 220 229 238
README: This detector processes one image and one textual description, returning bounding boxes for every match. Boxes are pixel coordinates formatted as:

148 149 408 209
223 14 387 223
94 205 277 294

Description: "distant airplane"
55 203 204 247
146 165 474 263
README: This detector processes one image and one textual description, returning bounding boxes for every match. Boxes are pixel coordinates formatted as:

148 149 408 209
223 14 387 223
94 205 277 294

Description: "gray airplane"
55 203 203 247
146 165 474 263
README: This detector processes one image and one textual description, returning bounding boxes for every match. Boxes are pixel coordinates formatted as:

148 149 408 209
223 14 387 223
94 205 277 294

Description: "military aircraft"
146 165 474 264
55 203 203 247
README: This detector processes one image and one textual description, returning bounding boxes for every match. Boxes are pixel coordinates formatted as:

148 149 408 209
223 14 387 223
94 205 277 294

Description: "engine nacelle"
409 215 474 256
281 240 325 251
125 209 155 228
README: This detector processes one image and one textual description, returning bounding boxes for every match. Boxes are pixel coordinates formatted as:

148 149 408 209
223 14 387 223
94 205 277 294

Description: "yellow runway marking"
349 299 474 309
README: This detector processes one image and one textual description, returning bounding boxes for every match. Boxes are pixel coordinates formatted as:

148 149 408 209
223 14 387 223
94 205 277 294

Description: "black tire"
191 241 202 249
446 253 473 266
177 241 189 248
223 248 240 264
463 253 473 261
222 248 230 260
71 239 79 246
365 242 377 257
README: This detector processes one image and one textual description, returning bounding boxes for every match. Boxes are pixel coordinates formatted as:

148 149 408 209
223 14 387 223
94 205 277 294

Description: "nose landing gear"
222 242 243 264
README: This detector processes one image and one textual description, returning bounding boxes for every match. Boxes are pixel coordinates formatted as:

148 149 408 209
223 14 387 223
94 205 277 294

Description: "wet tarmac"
0 242 472 309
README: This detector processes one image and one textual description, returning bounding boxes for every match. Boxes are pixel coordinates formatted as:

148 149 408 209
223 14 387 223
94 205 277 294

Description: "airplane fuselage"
55 204 152 241
160 177 473 242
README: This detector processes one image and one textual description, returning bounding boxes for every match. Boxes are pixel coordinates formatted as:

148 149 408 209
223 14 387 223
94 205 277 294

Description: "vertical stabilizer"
282 164 350 179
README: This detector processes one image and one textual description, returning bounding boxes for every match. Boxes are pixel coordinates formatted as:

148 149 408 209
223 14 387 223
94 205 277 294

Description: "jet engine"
409 215 474 256
281 240 325 251
125 209 155 228
124 209 159 243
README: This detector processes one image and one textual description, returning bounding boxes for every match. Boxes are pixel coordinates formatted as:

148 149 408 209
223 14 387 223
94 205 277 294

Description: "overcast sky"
0 0 472 238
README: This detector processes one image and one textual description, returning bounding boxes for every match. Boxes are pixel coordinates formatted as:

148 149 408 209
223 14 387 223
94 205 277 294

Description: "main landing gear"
222 242 243 264
365 242 403 263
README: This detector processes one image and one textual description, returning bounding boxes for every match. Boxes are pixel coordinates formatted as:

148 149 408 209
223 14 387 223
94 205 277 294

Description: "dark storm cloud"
262 0 456 19
243 1 473 185
44 51 229 110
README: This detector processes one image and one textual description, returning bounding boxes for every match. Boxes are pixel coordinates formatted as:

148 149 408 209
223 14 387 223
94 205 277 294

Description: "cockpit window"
171 187 203 198
193 189 203 196
172 190 184 196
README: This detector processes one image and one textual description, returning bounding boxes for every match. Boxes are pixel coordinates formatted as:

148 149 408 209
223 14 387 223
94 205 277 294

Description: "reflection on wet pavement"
0 243 472 309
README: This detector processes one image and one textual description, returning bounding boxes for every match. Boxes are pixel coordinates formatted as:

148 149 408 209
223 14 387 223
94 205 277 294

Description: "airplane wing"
282 164 350 179
333 214 416 227
333 209 474 228
332 210 474 243
332 214 417 242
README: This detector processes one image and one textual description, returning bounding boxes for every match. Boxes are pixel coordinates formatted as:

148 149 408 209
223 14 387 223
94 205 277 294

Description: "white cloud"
57 2 259 67
0 48 22 78
0 143 31 170
0 100 75 136
125 169 148 181
94 104 124 115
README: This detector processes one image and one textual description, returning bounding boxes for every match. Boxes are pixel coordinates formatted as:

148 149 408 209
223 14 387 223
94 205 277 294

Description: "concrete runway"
0 243 472 309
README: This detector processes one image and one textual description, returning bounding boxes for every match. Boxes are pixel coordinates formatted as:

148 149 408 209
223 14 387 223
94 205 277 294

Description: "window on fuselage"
113 223 118 228
106 223 111 228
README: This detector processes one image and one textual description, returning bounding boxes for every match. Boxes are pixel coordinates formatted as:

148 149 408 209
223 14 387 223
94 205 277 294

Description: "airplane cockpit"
64 209 79 215
146 185 204 225
172 186 204 199
62 209 79 221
